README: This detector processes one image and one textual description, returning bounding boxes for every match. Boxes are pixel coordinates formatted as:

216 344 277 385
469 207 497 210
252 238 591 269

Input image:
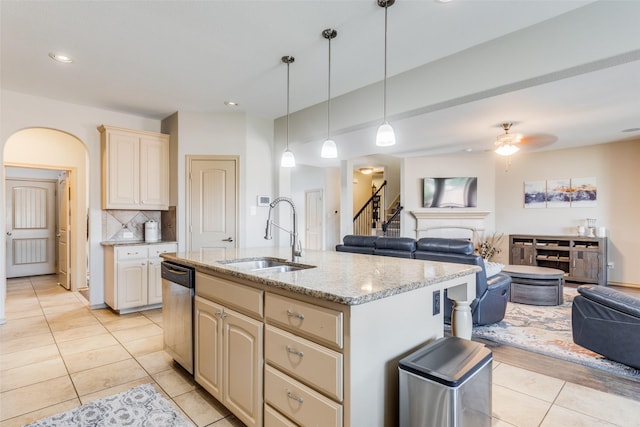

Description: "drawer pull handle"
286 310 304 320
286 346 304 358
286 390 304 404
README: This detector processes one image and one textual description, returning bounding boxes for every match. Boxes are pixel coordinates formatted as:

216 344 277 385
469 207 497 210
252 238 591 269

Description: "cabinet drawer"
149 243 176 258
265 325 343 401
265 405 297 427
265 365 342 427
196 272 263 318
266 293 343 349
116 246 147 261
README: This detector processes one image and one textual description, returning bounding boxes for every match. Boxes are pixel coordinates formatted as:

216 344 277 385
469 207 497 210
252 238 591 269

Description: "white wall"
495 140 640 286
400 140 639 286
402 153 497 239
0 90 161 319
162 111 275 252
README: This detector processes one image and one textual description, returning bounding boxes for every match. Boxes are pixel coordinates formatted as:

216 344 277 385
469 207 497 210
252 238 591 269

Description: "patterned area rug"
26 383 194 427
472 288 640 380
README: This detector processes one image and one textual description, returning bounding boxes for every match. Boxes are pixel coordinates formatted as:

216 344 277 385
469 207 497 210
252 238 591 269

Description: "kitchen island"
162 248 478 427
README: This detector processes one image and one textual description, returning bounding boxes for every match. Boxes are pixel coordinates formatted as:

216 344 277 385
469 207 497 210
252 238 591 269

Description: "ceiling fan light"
376 122 396 147
495 144 520 156
281 149 296 167
321 139 337 158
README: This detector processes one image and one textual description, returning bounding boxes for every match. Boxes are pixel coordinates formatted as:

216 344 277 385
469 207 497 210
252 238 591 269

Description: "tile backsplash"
102 210 161 242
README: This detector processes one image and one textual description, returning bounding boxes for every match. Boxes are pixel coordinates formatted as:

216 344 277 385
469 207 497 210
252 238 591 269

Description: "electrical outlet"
123 231 134 239
433 290 441 316
607 261 614 269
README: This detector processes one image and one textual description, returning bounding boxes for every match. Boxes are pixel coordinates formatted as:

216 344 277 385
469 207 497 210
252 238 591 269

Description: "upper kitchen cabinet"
99 125 170 210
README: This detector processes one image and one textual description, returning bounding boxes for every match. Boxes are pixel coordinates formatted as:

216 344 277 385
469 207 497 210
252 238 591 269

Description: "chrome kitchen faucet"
264 196 302 262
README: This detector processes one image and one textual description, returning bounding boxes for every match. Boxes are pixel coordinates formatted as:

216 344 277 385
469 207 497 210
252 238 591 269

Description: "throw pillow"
484 260 504 278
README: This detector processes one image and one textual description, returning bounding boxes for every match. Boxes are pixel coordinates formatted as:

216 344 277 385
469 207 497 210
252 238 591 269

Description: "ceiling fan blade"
519 133 558 150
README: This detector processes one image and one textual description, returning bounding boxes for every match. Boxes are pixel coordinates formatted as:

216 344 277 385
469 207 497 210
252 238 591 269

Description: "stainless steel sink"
222 258 315 273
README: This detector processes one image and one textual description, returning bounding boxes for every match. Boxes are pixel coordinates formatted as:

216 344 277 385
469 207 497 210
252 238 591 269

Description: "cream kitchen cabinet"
104 243 176 312
99 124 170 210
264 293 344 427
195 272 264 427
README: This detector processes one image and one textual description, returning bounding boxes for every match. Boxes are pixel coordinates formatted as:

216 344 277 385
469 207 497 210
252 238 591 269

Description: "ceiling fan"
494 123 521 156
494 122 557 156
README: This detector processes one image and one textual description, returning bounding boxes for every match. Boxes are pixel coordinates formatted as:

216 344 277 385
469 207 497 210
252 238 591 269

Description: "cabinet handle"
286 310 304 320
286 346 304 358
127 252 139 256
286 390 304 404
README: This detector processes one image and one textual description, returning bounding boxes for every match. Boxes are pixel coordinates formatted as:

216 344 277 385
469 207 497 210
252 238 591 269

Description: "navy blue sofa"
335 235 511 326
336 235 416 258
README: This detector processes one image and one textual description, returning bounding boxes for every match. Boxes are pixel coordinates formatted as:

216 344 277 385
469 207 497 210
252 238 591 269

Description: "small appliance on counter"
144 220 160 242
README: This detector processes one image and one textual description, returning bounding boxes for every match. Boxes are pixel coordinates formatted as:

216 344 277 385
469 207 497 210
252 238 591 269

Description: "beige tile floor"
1 275 639 427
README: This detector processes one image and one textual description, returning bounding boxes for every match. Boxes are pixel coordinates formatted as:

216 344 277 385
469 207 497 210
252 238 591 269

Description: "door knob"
222 237 234 242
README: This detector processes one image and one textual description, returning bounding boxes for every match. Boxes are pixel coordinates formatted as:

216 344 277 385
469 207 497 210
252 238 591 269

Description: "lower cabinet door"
223 308 263 427
194 296 223 401
117 260 148 309
265 365 342 427
147 257 163 305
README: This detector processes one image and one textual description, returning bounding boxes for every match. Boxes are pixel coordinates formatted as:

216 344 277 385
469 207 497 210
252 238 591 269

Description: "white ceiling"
2 0 640 166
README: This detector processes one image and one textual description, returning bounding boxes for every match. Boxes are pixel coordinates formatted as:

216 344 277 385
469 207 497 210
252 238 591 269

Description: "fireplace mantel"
410 210 491 241
411 210 491 220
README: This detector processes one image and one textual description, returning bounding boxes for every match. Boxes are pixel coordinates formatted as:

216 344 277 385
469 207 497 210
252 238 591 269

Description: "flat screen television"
423 177 477 208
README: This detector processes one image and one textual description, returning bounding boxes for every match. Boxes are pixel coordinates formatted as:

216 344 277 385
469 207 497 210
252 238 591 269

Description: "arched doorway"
4 128 89 293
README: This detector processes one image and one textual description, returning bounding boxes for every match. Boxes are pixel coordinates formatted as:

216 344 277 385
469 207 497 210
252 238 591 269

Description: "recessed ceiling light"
224 101 239 107
48 52 73 63
464 148 473 152
436 0 453 3
621 128 640 133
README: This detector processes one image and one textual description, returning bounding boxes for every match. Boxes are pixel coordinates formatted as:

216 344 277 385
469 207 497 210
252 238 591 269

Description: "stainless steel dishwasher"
161 260 195 374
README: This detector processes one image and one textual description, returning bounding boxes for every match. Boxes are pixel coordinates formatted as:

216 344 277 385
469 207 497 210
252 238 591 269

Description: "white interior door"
305 189 323 250
6 179 57 277
57 172 71 289
189 158 238 251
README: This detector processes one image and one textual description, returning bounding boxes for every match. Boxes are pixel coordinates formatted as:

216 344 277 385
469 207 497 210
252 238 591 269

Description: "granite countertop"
161 247 479 306
101 240 177 246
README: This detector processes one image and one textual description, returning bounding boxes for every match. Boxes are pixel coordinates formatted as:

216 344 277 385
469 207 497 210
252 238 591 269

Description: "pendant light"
321 28 338 159
376 0 396 147
281 55 296 168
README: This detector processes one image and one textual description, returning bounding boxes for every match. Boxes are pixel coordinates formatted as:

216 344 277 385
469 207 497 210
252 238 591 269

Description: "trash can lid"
399 337 492 387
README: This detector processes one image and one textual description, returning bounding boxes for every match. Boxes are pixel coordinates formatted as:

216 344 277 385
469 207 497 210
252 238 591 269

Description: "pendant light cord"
327 34 332 140
383 1 388 122
286 60 290 150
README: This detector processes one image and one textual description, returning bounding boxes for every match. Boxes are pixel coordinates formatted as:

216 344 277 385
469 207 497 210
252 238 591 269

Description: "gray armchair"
572 285 640 370
414 237 511 326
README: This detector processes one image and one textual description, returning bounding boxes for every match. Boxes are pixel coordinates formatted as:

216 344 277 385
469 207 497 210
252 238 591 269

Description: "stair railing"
353 180 387 236
382 205 403 237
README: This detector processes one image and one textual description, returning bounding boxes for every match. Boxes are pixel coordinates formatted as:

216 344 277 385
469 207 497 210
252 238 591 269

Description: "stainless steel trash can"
399 336 492 427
